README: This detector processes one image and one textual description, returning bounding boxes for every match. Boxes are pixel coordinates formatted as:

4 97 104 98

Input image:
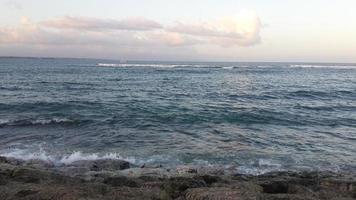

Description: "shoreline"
1 156 355 199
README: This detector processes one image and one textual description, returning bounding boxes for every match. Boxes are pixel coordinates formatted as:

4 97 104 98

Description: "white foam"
236 159 284 175
0 118 74 126
222 66 234 69
97 63 209 68
1 148 56 163
290 64 356 69
32 118 73 125
97 63 121 67
0 119 11 125
0 149 137 165
59 151 138 165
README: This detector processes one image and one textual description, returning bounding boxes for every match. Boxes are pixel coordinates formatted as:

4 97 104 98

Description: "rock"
199 175 222 185
15 189 39 197
176 165 198 175
56 166 91 177
197 166 225 176
24 159 55 169
260 181 289 194
10 167 71 184
117 167 174 178
161 177 207 198
1 157 356 200
11 168 42 183
260 193 316 200
104 176 141 187
68 159 130 171
0 174 7 185
0 156 24 165
185 187 258 200
320 179 356 193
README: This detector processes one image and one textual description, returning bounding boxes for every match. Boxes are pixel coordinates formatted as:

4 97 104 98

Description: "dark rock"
68 159 130 171
0 156 6 163
176 166 198 174
24 159 55 169
1 158 356 200
199 175 221 185
15 189 39 197
161 177 207 198
0 156 24 165
185 187 258 200
260 181 289 194
11 168 41 183
104 176 140 187
320 179 356 193
0 174 7 185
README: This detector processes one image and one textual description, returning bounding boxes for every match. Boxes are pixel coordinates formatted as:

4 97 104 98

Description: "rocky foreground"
0 156 355 200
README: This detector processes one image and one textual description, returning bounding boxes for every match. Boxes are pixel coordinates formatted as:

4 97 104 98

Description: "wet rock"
68 159 130 171
1 156 356 200
176 165 198 175
0 156 24 165
117 167 174 178
57 166 91 177
197 166 226 176
24 159 55 169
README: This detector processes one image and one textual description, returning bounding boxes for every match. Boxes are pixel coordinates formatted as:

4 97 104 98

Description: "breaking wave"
0 118 78 127
290 64 356 69
97 63 207 68
0 148 138 165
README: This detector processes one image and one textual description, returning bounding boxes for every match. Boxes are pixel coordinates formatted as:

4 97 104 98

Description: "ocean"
0 57 355 174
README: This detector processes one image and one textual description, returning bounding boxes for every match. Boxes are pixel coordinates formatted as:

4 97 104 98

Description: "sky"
0 0 355 62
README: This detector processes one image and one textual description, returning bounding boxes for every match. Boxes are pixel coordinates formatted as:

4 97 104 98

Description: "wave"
0 148 352 175
0 148 286 175
290 64 356 69
0 118 78 127
222 66 234 69
0 149 138 165
97 63 212 68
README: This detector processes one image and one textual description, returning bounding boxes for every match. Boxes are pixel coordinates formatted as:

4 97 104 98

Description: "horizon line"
0 56 355 65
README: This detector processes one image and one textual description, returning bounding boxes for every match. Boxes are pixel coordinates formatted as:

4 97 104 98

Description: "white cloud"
0 13 263 59
41 16 163 31
3 0 22 10
168 11 262 46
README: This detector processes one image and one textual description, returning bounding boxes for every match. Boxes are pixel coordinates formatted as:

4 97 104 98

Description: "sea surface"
0 57 356 174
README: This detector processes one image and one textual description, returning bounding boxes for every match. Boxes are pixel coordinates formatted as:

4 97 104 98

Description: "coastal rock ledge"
0 156 355 200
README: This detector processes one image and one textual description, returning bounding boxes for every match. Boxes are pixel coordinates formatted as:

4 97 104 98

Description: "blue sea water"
0 57 356 174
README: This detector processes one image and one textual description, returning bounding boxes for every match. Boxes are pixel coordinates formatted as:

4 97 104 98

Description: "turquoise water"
1 57 356 174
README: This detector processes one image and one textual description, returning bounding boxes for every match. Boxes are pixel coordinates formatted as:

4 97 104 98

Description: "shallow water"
1 58 356 174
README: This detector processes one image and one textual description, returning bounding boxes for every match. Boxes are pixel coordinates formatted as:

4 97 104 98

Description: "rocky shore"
0 156 355 200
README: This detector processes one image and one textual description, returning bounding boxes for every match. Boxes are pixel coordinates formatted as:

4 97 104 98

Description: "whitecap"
290 64 356 69
222 66 234 69
0 149 137 165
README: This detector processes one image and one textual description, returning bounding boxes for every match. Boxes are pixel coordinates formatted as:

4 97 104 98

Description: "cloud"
168 11 262 46
3 0 22 10
41 16 163 31
0 13 263 59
